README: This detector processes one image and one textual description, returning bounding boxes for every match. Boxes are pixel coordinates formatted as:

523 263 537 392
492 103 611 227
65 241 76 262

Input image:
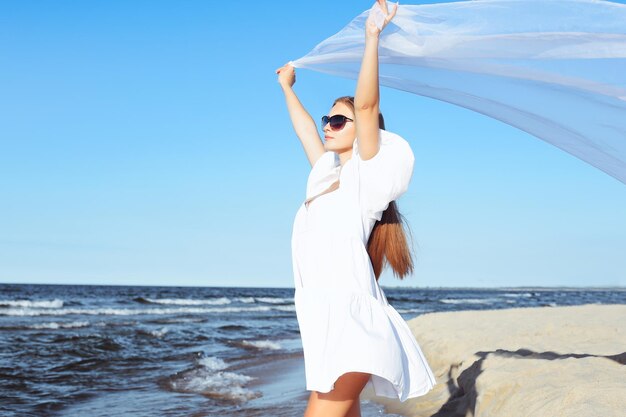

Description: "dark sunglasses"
321 114 354 131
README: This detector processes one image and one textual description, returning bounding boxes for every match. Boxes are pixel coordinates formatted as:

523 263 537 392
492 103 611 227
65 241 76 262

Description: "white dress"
291 128 437 402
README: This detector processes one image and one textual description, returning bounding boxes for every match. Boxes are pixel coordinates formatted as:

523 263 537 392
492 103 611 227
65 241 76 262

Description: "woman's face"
322 102 356 152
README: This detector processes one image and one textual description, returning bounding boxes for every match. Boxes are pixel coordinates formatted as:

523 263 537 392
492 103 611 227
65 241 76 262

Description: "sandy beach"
362 303 626 417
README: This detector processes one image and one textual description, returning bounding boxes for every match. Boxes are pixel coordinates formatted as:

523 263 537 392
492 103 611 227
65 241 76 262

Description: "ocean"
1 284 624 417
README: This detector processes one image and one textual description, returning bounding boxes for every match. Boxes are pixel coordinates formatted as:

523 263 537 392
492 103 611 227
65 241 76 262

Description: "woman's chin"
324 141 348 152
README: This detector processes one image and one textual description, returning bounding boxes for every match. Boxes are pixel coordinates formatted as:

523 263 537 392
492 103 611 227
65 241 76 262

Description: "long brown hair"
333 96 415 281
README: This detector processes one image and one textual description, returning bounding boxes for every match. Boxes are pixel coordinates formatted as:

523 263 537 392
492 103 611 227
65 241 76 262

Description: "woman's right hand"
276 62 296 88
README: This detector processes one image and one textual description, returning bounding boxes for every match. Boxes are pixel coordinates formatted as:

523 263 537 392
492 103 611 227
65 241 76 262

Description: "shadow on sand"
431 348 625 417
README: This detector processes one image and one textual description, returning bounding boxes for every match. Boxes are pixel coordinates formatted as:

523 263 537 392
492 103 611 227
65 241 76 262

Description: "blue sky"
1 0 625 289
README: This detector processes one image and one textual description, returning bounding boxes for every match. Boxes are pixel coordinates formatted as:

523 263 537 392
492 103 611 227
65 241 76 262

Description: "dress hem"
305 367 436 403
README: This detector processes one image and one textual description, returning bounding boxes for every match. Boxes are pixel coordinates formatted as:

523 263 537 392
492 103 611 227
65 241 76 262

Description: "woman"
276 2 436 416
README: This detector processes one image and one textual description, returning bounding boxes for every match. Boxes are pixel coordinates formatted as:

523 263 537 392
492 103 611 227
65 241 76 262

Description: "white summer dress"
291 128 437 402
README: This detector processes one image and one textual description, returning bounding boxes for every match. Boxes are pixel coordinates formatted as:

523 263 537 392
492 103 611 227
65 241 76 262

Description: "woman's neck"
338 148 353 166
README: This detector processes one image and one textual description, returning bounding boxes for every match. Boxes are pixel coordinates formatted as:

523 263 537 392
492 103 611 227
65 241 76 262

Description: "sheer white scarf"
291 0 626 185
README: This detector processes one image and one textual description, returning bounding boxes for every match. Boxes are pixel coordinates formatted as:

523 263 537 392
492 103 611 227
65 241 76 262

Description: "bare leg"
344 397 361 417
303 372 371 417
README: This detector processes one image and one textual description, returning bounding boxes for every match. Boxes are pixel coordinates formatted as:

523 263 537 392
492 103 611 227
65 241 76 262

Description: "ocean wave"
234 296 294 304
0 305 276 317
396 308 427 314
134 297 231 306
440 298 501 305
0 320 91 331
198 356 228 371
274 305 296 312
0 299 63 309
387 296 426 303
255 297 294 304
502 292 533 298
238 339 282 351
48 357 108 373
219 324 247 331
148 317 207 325
148 327 168 338
163 359 260 402
28 321 90 330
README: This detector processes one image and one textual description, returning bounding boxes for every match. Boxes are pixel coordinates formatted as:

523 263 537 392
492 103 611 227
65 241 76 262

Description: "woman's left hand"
366 0 398 38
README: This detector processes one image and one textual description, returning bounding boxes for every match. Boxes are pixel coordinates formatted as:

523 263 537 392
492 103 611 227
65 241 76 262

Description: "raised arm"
276 63 325 168
354 0 398 160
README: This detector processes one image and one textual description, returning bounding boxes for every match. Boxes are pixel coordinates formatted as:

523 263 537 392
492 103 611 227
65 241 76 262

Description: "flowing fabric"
291 0 626 185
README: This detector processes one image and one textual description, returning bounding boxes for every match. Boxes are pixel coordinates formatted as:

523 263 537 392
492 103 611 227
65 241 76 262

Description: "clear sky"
1 1 625 289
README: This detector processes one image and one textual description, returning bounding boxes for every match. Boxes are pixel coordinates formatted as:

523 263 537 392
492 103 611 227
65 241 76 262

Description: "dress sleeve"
306 151 339 199
354 129 415 221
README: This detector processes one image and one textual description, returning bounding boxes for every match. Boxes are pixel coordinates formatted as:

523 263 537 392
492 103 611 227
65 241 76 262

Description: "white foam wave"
440 298 500 305
198 356 228 371
0 305 275 317
236 297 255 304
28 321 89 330
167 367 259 402
149 327 168 338
145 297 231 306
274 305 296 312
255 297 294 304
0 299 63 309
240 339 282 350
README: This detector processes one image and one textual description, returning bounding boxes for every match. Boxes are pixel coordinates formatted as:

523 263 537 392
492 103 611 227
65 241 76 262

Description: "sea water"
1 284 623 416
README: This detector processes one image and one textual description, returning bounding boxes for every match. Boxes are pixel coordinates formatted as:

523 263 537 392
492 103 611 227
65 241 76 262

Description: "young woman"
276 2 437 416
